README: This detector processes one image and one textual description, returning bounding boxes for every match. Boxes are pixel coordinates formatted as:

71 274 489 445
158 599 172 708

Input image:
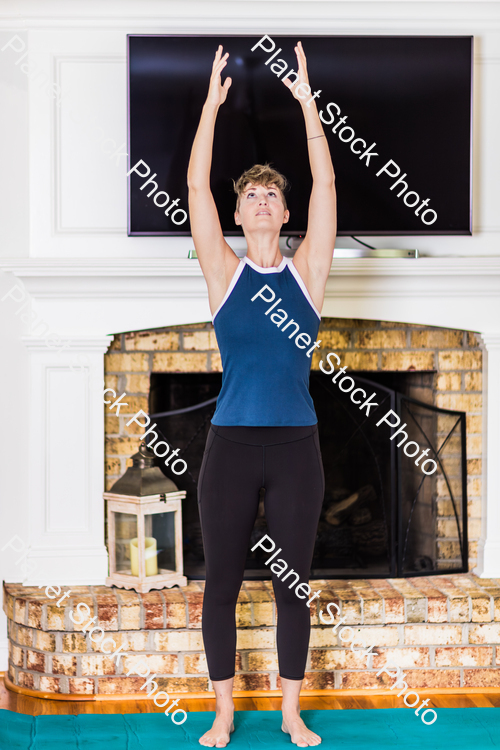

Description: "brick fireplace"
105 317 481 574
2 254 500 695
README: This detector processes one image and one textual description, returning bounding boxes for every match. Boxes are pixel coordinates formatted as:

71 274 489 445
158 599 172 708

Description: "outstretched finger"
214 52 229 71
211 54 229 81
296 43 308 71
211 45 224 69
294 46 303 72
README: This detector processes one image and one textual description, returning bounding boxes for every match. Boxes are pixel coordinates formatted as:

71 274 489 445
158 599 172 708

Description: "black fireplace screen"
150 370 467 579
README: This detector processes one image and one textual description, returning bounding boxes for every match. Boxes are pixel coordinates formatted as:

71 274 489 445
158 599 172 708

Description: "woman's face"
234 182 289 233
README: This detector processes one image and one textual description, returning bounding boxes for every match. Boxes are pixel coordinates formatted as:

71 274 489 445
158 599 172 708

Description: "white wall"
0 27 29 257
0 272 31 672
1 0 500 671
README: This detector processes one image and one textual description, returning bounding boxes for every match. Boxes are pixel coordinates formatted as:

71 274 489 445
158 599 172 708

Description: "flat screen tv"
127 34 472 236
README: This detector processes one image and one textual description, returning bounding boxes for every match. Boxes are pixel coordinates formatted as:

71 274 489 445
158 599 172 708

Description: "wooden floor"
2 679 499 716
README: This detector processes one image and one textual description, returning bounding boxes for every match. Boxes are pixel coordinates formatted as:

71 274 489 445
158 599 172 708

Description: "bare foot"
282 713 322 747
199 711 235 748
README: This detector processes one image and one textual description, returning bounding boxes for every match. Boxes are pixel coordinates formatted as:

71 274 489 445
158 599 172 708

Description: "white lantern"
105 442 187 592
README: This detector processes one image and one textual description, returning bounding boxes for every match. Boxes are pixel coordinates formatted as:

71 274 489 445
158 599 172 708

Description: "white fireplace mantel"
3 255 500 333
1 254 500 582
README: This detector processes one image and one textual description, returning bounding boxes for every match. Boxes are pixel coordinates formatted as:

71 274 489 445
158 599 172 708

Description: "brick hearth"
4 575 500 695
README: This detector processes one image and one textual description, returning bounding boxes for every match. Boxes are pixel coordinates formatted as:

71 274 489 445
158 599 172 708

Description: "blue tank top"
211 255 321 426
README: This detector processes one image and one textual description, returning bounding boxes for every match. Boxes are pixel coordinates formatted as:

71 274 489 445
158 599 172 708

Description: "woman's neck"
245 235 283 268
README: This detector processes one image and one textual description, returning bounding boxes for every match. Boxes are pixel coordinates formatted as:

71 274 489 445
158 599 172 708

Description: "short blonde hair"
233 163 289 212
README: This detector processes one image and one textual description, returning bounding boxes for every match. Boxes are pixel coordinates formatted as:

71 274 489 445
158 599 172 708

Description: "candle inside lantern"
130 537 158 576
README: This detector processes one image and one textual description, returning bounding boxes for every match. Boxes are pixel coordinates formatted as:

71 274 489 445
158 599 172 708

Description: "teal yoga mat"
1 708 499 749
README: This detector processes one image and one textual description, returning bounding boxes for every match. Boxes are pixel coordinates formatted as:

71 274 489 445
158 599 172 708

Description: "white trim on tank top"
211 259 245 323
285 257 322 320
211 254 322 322
244 255 288 274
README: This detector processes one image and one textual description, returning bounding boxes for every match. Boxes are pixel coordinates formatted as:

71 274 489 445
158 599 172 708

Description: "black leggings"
197 423 325 682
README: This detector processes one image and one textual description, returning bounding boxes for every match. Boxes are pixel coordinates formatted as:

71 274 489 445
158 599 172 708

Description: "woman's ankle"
211 675 235 717
215 703 234 717
214 694 235 715
282 705 301 716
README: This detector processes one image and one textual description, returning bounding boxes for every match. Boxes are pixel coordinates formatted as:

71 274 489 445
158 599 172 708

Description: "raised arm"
282 41 337 314
187 46 240 315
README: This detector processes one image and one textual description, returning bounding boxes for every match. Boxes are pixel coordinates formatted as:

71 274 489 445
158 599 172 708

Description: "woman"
187 41 336 748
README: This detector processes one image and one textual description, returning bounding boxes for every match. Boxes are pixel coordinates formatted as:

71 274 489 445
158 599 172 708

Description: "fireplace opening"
149 370 467 579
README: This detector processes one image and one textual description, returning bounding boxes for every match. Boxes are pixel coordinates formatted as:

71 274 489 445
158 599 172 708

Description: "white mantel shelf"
2 256 500 334
3 256 500 276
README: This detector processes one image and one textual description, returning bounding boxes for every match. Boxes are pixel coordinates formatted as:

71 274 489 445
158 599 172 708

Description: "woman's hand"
205 45 232 108
282 41 310 101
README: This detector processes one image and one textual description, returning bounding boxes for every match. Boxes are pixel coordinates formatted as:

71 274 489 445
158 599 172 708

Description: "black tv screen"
127 34 472 236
